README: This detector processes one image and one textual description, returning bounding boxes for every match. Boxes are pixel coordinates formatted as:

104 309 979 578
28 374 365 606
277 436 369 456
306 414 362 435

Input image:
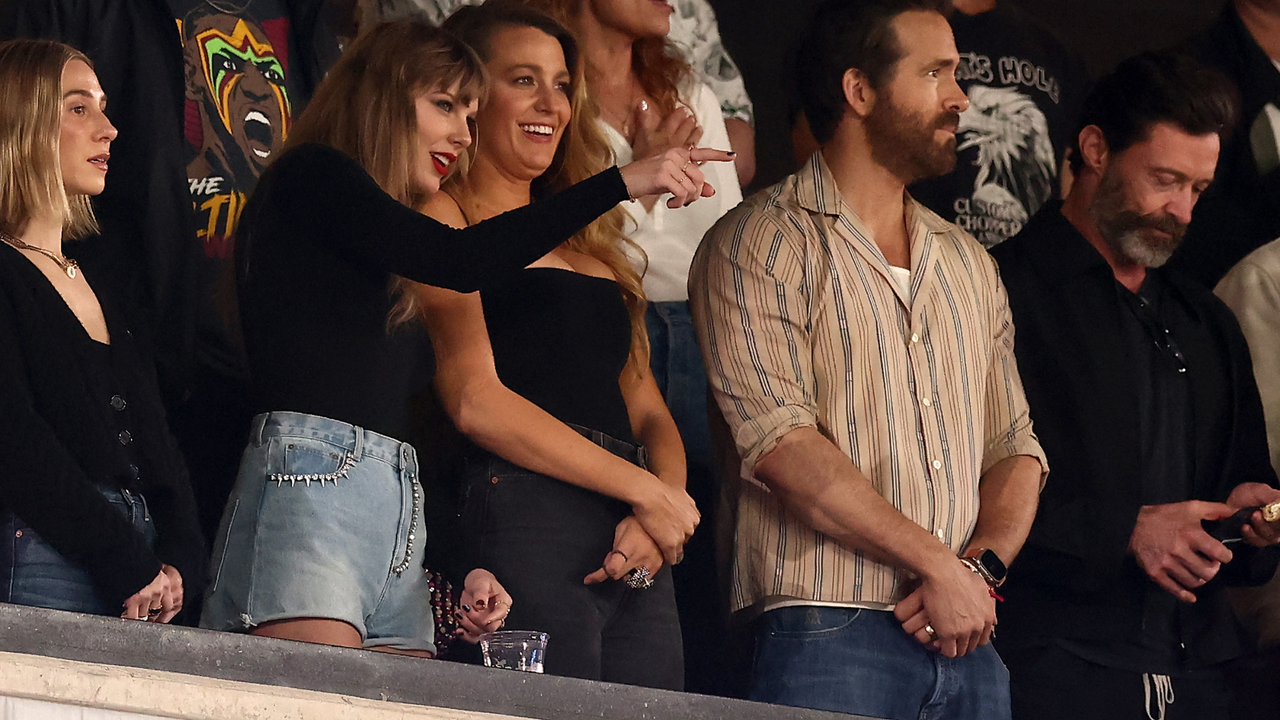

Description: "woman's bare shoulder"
559 250 618 281
419 191 469 229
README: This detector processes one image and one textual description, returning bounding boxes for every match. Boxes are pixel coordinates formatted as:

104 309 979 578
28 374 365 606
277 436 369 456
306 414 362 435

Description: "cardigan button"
110 395 127 411
128 464 140 480
118 430 133 446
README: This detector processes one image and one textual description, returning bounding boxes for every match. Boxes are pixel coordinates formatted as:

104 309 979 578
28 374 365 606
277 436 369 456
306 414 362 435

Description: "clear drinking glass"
479 630 549 673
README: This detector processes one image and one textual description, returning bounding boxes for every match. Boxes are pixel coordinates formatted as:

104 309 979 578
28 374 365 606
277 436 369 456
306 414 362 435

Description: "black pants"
1003 644 1230 720
459 431 684 690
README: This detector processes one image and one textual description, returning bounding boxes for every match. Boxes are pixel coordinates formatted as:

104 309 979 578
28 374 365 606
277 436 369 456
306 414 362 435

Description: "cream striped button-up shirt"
689 152 1047 613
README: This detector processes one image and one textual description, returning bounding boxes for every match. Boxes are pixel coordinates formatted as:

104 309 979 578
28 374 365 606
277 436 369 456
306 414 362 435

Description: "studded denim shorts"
200 411 433 653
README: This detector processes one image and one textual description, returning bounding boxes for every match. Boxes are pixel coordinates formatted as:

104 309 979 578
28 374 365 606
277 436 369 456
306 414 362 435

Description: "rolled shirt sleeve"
690 205 816 478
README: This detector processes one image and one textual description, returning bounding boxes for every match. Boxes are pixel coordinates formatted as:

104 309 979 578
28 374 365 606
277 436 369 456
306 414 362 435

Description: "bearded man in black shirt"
990 52 1280 720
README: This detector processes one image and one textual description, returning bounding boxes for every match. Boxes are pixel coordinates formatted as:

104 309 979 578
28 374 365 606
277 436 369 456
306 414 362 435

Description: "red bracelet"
988 586 1004 602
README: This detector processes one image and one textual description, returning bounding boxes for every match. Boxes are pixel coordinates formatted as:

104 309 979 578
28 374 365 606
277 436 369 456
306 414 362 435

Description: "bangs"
409 38 489 108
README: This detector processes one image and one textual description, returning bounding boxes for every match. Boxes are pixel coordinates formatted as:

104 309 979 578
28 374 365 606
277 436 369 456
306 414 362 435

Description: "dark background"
709 0 1232 190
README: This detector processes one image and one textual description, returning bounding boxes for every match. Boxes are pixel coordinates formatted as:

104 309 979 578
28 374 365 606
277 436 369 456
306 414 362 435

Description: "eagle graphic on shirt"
954 85 1057 248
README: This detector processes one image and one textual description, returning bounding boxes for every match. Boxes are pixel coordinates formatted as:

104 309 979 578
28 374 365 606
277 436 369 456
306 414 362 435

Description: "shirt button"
118 430 132 446
911 333 920 343
932 459 942 470
935 529 945 540
110 395 127 411
128 464 140 480
922 397 932 407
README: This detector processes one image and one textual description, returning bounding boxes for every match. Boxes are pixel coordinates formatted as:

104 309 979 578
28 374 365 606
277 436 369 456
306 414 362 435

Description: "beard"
864 89 960 184
1090 167 1186 268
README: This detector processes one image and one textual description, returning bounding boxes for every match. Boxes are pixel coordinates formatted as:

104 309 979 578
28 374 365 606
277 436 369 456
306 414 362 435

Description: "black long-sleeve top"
236 143 631 442
0 245 206 608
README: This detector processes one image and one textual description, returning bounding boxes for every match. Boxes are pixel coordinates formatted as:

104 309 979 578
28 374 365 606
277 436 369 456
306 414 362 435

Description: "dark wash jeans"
749 606 1011 720
646 301 729 694
460 426 683 690
0 487 156 616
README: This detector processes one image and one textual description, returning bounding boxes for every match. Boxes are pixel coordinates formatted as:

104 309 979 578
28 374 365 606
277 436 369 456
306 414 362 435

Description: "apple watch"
960 548 1007 588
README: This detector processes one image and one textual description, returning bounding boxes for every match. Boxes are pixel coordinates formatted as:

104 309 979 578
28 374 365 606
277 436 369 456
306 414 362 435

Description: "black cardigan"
991 204 1280 668
0 244 206 607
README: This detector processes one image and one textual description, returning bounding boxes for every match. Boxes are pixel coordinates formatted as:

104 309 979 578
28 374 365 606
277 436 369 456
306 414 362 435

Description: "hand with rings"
455 568 514 643
624 566 654 590
631 100 702 165
121 564 183 623
584 515 668 586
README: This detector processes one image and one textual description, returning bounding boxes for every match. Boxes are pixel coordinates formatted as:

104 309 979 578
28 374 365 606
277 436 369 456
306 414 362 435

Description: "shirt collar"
797 151 948 310
1020 200 1114 286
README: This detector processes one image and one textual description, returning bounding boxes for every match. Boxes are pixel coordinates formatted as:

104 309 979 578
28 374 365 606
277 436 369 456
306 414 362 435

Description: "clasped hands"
585 480 699 586
894 560 997 659
1129 482 1280 603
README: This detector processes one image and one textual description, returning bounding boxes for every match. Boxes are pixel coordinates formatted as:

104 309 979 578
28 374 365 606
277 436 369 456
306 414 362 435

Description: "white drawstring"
1143 673 1175 720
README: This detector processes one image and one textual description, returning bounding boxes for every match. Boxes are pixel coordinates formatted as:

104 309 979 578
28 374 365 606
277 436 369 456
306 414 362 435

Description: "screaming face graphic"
182 11 291 179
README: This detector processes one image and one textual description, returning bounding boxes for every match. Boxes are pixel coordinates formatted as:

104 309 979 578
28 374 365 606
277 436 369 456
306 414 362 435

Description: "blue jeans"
749 607 1011 720
646 301 727 692
0 487 156 615
645 302 712 474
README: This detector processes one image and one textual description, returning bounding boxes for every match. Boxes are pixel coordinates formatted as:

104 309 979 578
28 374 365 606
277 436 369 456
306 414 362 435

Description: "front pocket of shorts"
272 438 349 479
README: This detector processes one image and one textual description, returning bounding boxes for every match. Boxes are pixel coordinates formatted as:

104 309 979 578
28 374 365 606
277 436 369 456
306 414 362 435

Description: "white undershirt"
888 264 911 296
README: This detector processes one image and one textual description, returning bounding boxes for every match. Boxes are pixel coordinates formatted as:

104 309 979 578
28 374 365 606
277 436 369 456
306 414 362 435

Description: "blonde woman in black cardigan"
0 39 204 622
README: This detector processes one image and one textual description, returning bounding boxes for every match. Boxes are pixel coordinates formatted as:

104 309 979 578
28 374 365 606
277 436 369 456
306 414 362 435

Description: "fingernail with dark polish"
455 610 464 619
727 151 737 156
461 604 472 612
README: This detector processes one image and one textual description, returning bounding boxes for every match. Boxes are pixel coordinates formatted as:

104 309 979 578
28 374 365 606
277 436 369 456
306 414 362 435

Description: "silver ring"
624 566 654 590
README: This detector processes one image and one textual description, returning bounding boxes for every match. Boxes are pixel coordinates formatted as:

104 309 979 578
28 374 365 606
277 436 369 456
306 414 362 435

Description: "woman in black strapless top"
408 3 716 688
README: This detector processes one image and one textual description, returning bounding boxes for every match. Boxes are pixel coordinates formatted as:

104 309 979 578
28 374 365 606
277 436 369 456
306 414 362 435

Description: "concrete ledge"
0 604 870 719
0 652 509 720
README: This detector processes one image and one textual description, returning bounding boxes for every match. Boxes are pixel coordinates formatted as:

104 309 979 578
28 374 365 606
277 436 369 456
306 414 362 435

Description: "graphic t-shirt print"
952 53 1060 247
177 7 293 259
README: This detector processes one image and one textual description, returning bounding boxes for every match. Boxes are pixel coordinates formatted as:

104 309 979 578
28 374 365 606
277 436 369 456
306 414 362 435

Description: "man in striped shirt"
689 1 1047 717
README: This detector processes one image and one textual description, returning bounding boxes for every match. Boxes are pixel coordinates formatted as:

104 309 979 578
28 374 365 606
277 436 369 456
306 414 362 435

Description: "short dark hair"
796 0 951 145
1069 51 1239 172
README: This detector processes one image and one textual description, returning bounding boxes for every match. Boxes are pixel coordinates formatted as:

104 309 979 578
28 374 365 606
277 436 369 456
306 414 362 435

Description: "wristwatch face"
978 549 1007 585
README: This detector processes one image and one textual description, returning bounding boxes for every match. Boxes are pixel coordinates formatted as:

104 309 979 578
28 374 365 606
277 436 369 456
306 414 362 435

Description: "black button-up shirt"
991 202 1280 673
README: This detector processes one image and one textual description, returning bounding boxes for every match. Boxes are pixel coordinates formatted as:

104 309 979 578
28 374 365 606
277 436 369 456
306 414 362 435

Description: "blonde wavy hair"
0 39 100 240
402 0 650 375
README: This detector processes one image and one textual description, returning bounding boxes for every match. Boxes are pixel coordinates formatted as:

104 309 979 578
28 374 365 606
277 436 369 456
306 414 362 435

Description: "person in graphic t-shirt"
179 5 296 260
908 0 1088 249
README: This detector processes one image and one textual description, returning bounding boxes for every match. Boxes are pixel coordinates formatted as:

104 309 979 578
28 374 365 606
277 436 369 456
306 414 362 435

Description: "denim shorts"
200 411 434 653
0 487 156 616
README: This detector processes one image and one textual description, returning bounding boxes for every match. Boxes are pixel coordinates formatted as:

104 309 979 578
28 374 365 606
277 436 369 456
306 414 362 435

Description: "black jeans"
459 427 683 690
1003 643 1230 720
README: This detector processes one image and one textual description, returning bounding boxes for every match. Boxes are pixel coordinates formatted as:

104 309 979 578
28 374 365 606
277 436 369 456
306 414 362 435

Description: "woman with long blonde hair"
409 0 703 687
0 39 204 623
199 17 726 657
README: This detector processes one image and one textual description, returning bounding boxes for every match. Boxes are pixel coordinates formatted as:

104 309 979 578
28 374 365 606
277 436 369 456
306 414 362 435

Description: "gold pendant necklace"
0 231 79 279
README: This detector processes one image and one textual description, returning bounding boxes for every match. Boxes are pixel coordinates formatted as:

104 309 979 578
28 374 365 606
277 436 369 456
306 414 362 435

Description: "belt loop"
351 424 365 461
251 413 269 447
